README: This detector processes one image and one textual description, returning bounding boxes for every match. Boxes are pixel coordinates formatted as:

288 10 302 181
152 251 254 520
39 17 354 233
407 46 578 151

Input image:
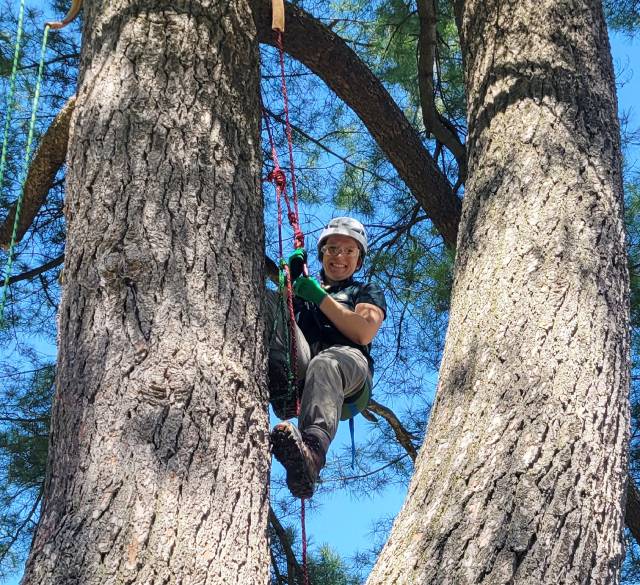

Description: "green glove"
293 276 327 305
288 248 307 281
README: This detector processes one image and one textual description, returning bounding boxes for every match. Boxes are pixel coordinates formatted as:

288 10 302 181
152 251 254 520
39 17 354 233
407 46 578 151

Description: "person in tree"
268 217 387 498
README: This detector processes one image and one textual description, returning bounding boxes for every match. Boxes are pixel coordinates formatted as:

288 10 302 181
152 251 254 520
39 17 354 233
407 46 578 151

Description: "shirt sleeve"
356 283 387 319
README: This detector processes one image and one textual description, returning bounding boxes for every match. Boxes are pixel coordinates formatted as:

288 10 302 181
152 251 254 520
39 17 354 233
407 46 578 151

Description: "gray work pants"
266 290 369 453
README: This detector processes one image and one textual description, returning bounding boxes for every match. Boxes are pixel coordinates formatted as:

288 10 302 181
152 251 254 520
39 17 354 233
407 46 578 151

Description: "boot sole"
271 424 315 499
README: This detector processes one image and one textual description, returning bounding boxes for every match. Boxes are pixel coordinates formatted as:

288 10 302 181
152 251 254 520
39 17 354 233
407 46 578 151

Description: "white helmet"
317 217 368 259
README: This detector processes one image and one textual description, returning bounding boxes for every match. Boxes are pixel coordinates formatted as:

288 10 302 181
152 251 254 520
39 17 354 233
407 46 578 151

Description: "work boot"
270 421 326 499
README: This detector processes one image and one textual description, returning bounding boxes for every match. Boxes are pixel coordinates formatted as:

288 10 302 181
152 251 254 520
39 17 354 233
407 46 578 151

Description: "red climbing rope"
274 31 304 251
301 498 309 584
264 113 301 416
263 24 310 585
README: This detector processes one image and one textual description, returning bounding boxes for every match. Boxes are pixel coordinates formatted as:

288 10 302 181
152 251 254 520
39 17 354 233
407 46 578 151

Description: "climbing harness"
0 12 51 326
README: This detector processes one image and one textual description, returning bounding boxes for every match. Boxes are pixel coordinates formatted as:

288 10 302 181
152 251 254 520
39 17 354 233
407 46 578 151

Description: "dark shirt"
294 274 387 373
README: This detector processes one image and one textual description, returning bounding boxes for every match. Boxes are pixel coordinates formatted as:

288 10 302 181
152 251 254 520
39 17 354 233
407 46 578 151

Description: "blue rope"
347 403 358 469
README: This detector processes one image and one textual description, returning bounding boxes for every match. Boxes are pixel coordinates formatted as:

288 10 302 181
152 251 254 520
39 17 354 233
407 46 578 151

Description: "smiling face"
321 234 362 284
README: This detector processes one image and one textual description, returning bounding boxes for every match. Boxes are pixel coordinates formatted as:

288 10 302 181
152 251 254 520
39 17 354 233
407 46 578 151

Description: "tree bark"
22 2 270 584
368 1 629 583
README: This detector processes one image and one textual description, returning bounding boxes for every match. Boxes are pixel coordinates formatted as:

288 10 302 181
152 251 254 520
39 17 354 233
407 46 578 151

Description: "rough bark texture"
368 1 629 583
22 2 270 583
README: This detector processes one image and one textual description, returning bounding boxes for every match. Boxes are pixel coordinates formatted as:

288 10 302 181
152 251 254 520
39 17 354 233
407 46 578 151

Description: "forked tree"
18 0 629 584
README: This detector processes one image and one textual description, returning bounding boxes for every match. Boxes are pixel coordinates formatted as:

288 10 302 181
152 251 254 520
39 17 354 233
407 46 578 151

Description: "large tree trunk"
368 1 629 583
22 2 269 583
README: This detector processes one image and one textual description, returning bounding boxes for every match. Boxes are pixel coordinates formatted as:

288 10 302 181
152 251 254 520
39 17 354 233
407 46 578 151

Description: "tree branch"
0 96 75 250
251 0 462 248
365 399 418 462
627 476 640 543
0 490 42 567
6 255 64 285
269 506 305 585
263 107 403 192
416 0 466 175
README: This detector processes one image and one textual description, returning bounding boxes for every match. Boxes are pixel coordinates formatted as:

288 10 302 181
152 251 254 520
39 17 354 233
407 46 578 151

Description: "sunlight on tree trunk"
368 1 630 583
21 2 269 583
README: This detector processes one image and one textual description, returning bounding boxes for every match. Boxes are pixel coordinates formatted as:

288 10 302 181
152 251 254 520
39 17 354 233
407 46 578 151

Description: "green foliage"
605 0 640 34
622 172 640 583
308 545 361 585
0 364 53 578
372 0 422 109
432 0 466 133
269 518 362 585
1 369 51 487
330 0 466 134
0 0 639 582
334 165 375 215
628 180 640 333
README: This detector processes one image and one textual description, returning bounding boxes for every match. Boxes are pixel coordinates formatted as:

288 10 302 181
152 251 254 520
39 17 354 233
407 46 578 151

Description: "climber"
268 217 387 499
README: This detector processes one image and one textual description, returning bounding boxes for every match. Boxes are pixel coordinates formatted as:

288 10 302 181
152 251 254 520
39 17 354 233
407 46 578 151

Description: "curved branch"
0 96 75 250
365 399 418 462
416 0 466 175
269 506 304 585
46 0 83 30
251 0 462 248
